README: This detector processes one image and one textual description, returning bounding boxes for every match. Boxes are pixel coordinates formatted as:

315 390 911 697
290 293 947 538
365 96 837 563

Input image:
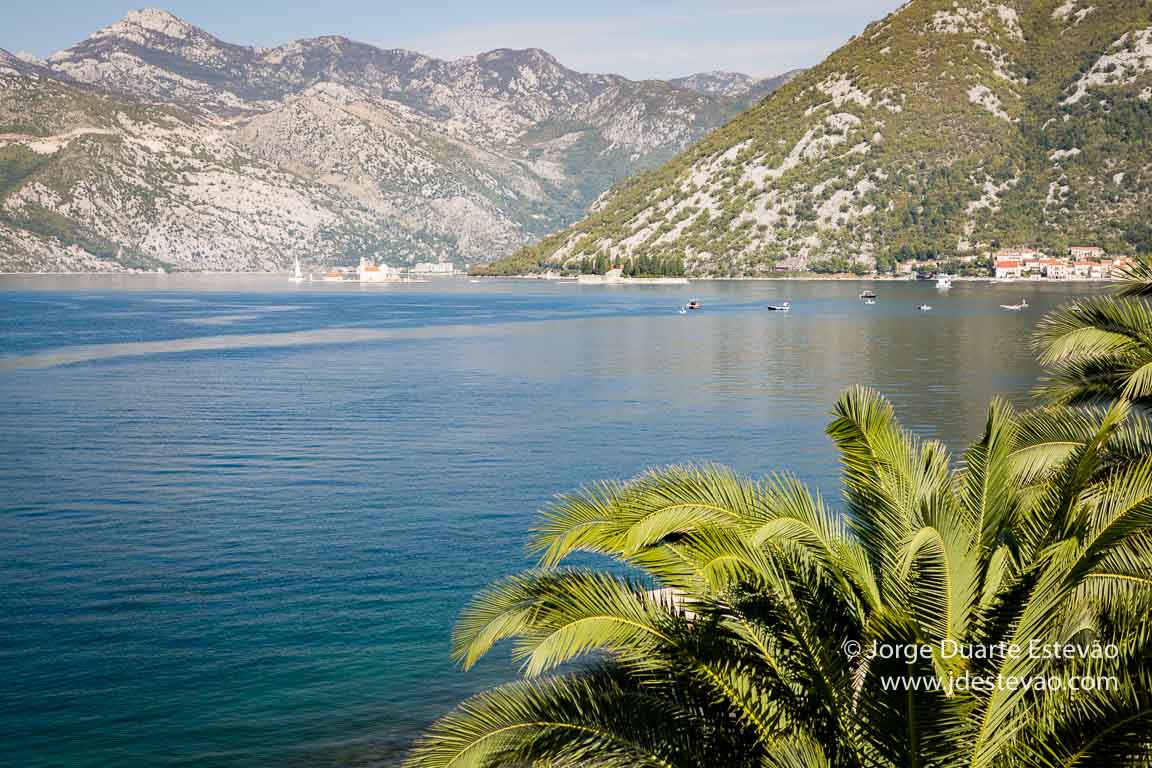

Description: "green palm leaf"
411 378 1152 768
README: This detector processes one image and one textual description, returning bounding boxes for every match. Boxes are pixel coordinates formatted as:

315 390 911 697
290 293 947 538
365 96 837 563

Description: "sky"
4 1 906 80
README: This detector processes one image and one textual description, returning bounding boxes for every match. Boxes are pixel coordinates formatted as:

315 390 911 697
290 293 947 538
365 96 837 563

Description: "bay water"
0 276 1103 767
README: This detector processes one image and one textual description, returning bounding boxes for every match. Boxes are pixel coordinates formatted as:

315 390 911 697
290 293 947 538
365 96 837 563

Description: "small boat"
767 302 791 312
917 304 933 311
859 290 877 299
936 274 953 289
1000 298 1030 311
864 298 876 305
289 257 304 283
686 300 701 311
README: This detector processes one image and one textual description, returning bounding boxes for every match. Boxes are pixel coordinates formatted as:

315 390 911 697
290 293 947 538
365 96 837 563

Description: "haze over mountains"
499 0 1152 276
0 9 794 272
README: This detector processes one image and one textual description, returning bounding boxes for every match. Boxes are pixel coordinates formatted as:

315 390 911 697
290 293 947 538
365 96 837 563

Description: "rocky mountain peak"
477 48 562 68
295 34 354 49
49 6 252 76
464 47 576 92
69 7 229 54
669 71 757 96
113 8 200 39
670 69 806 104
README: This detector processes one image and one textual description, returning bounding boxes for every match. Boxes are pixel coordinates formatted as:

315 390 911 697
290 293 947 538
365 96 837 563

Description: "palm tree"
406 388 1152 768
1034 257 1152 407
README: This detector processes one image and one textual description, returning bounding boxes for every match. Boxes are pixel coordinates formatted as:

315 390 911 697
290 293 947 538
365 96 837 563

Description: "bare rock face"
0 9 794 272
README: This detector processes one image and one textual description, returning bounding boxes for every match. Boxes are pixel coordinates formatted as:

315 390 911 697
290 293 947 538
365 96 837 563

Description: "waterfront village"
987 246 1134 281
748 246 1134 280
903 245 1135 281
317 248 1132 283
312 257 457 282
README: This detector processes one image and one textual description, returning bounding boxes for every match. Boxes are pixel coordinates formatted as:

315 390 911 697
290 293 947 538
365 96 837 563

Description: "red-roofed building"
995 260 1023 279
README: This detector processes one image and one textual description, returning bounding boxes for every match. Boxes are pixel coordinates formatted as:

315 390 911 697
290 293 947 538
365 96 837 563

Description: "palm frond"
1116 254 1152 297
405 669 710 768
532 465 762 567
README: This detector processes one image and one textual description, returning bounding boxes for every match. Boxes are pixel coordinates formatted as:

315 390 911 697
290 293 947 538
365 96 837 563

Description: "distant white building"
358 257 403 282
995 259 1023 279
1072 261 1095 278
993 247 1043 261
1040 259 1070 279
1069 246 1106 261
411 262 456 275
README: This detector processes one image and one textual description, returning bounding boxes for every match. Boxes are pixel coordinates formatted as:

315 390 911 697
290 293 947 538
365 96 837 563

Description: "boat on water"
767 301 791 312
289 257 304 283
859 290 877 299
1001 298 1030 311
917 304 933 311
685 300 701 311
936 274 953 289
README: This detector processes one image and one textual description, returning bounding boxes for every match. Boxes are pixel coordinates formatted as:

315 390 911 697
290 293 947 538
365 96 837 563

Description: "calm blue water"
0 275 1103 767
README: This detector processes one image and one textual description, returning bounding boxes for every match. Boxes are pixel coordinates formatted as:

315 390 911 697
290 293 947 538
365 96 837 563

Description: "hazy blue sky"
5 1 906 80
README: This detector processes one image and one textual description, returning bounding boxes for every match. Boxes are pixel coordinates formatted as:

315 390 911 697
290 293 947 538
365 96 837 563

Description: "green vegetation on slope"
0 145 51 199
487 0 1152 276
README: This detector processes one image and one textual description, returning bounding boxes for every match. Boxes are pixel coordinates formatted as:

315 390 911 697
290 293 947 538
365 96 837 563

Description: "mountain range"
0 9 793 272
495 0 1152 276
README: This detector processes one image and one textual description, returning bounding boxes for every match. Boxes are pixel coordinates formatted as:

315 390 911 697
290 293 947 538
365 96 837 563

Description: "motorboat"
916 304 933 311
686 300 701 311
767 302 791 312
1000 298 1030 311
859 290 877 299
936 274 953 289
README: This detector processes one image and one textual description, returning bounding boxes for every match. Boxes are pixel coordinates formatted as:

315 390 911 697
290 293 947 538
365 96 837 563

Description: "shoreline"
481 274 1123 284
0 271 1125 285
